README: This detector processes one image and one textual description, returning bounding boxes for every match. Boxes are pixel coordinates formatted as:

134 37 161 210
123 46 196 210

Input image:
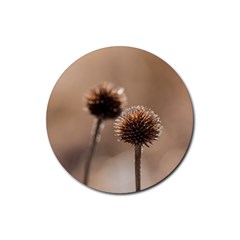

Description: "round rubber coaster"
46 46 194 194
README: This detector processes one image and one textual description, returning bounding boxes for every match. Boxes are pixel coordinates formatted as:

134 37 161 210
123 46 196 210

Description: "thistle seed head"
114 106 163 147
85 82 127 119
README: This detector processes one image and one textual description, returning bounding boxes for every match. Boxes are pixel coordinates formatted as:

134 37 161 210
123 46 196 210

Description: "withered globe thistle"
114 105 163 192
83 82 127 186
85 82 127 120
114 105 162 147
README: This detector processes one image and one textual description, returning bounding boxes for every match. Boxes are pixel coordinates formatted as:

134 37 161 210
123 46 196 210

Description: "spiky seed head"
85 82 127 119
114 106 163 147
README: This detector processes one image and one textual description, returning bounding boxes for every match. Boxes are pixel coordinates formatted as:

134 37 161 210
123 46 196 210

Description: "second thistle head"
85 82 127 120
114 106 163 147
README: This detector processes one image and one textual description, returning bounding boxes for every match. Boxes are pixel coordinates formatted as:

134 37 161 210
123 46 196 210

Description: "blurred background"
46 46 193 193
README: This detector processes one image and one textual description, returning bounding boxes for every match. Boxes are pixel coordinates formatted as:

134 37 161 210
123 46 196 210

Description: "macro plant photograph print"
46 46 194 194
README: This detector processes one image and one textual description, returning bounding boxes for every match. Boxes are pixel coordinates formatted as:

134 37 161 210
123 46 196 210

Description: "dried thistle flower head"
114 106 163 147
85 82 127 119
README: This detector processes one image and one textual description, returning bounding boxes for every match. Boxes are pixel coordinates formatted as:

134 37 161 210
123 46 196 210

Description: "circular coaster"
46 46 194 194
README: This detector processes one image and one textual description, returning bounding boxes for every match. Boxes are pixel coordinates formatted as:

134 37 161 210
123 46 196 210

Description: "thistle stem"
84 118 102 185
135 144 142 192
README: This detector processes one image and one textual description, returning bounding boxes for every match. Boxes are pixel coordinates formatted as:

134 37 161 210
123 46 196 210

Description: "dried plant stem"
135 144 142 192
84 118 102 185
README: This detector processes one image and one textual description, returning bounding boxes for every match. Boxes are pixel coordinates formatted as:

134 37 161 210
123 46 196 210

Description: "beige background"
47 46 193 193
